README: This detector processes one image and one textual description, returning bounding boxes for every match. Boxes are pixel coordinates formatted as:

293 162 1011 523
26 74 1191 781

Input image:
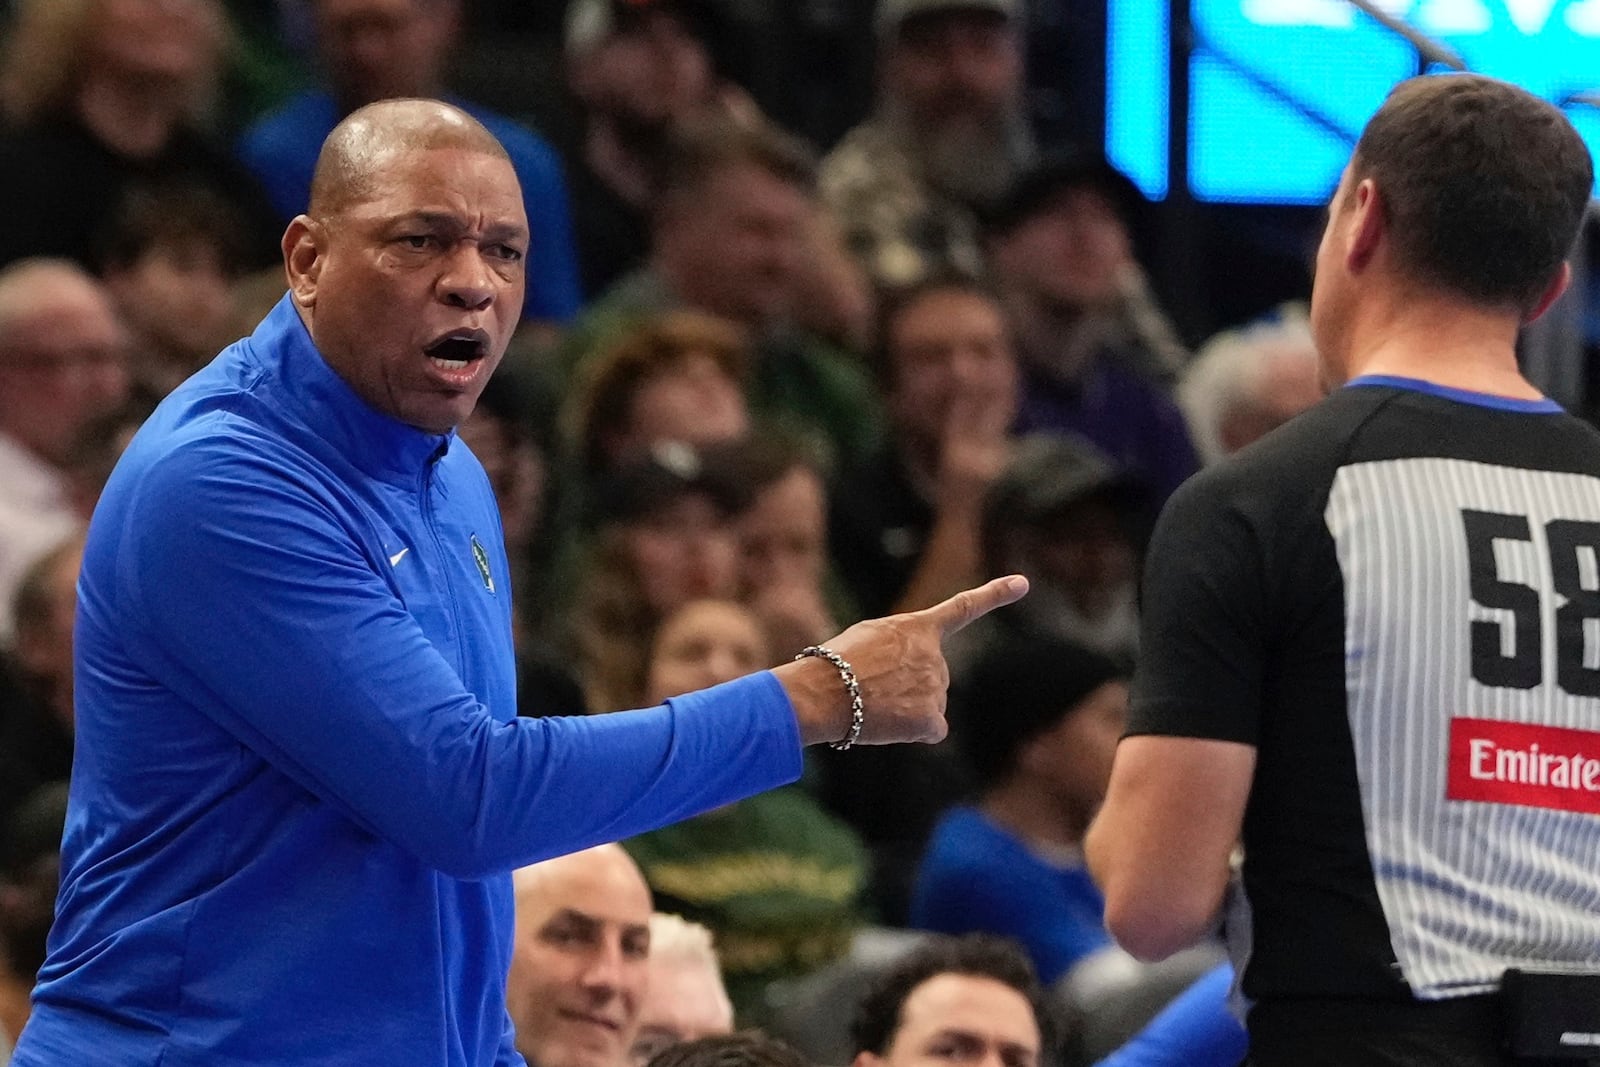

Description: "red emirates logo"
1448 718 1600 816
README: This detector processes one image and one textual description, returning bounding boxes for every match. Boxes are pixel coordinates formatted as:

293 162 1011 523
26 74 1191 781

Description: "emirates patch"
1448 718 1600 816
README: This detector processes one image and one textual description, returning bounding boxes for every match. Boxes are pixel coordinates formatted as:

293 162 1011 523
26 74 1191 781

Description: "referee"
1086 74 1599 1065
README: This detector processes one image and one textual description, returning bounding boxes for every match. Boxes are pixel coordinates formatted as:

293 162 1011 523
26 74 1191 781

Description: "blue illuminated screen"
1106 0 1600 203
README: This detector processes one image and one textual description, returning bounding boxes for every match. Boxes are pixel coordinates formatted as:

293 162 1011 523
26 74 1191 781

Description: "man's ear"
852 1051 883 1067
283 216 326 311
1524 261 1572 325
1344 178 1385 274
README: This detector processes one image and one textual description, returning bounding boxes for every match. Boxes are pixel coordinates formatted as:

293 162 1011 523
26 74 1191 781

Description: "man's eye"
400 235 431 250
491 244 524 263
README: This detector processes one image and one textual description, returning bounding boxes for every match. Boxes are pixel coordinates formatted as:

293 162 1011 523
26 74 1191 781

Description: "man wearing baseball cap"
820 0 1032 290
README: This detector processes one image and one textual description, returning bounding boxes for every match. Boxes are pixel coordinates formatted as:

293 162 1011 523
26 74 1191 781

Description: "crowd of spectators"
4 1 1587 1065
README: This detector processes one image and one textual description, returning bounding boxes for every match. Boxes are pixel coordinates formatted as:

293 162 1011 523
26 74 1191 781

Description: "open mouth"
424 329 490 371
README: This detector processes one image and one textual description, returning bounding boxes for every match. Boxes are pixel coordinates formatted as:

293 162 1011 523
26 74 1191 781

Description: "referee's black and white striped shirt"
1131 376 1600 1021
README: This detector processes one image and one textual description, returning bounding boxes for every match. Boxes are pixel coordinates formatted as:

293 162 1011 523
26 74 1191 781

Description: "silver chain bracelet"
794 644 864 750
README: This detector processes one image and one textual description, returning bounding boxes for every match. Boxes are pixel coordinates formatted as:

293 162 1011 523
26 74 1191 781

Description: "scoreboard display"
1106 0 1600 202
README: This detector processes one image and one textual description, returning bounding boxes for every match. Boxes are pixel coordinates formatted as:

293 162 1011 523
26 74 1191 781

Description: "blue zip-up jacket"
12 297 802 1066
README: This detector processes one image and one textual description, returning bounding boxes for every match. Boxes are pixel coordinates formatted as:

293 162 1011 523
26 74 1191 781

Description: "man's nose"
577 939 626 992
438 244 495 311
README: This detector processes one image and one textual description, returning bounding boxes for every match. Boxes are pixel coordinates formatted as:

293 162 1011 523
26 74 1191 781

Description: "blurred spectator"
456 368 586 718
848 934 1048 1067
0 536 82 829
1093 962 1246 1067
0 783 68 1058
912 636 1126 983
730 434 839 656
63 395 156 523
0 0 280 272
831 275 1016 620
970 436 1146 665
236 0 581 327
572 444 749 713
819 276 1018 922
97 180 251 398
629 914 736 1067
1177 308 1323 466
647 1031 811 1067
508 844 655 1067
562 0 754 297
557 118 882 470
566 310 753 481
0 259 129 643
623 598 867 1023
820 0 1031 290
984 155 1197 503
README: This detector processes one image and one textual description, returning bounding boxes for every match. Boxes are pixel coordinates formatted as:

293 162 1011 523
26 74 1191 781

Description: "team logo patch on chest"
1449 718 1600 816
470 534 494 593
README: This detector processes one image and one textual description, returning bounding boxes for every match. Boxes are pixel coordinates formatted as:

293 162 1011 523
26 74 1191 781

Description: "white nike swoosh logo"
389 548 410 566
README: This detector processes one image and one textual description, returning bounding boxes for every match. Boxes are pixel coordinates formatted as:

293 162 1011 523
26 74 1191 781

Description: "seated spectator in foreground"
97 182 251 400
983 155 1196 504
848 934 1049 1067
912 636 1128 983
571 444 750 712
630 914 736 1067
1177 307 1323 467
646 1031 811 1067
237 0 581 327
831 274 1018 621
508 845 655 1067
0 0 280 272
557 118 883 469
0 260 129 643
623 599 867 1023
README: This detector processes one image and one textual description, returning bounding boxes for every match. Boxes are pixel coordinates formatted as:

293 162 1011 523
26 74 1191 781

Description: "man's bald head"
0 258 129 463
509 845 654 1067
307 98 512 219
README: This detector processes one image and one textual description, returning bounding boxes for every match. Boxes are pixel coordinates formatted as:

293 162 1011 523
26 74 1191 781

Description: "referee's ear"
1523 261 1572 325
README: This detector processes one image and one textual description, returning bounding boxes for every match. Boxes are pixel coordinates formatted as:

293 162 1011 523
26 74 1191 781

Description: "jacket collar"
247 294 452 487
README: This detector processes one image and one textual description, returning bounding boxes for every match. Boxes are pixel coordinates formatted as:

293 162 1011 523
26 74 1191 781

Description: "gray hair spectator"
1177 308 1324 466
630 913 736 1067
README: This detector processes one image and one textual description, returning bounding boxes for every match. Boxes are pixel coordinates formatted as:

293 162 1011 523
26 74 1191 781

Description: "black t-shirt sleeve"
1128 468 1267 746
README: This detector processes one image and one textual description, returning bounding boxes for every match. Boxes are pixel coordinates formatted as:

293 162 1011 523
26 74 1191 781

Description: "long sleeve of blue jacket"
115 430 801 880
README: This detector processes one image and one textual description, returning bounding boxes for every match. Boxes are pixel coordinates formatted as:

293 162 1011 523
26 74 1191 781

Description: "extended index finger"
919 574 1030 636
